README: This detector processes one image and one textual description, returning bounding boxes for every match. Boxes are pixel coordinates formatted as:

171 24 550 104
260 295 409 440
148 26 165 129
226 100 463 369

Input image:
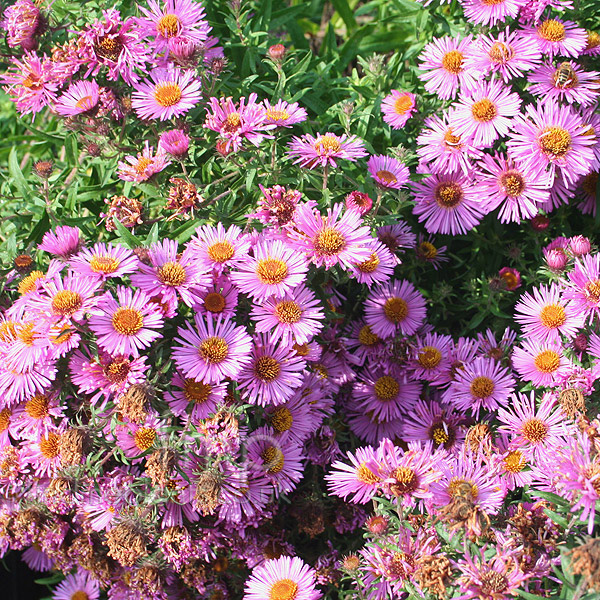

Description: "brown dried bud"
118 382 153 424
105 522 147 567
103 195 143 232
194 470 221 516
570 538 600 592
414 555 452 598
13 254 33 273
133 246 151 265
33 160 53 179
268 43 286 61
166 177 202 217
59 427 90 466
86 141 102 157
559 388 585 419
342 554 361 572
465 423 493 456
145 448 177 487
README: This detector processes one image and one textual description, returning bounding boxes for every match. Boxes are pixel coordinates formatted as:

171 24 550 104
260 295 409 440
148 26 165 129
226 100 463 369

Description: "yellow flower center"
389 467 418 495
539 126 571 158
314 135 341 154
135 157 153 175
134 427 156 452
253 356 281 382
443 129 461 147
18 271 44 295
374 376 400 401
393 95 413 114
538 19 566 42
585 279 600 302
157 261 186 286
157 13 180 38
503 450 526 473
533 349 560 373
522 418 548 443
357 253 380 274
448 477 478 499
90 255 120 274
586 30 600 50
274 300 302 324
154 83 182 108
418 241 438 259
500 171 525 197
383 297 408 323
75 95 95 111
199 337 229 364
40 432 60 459
441 50 463 74
261 446 285 474
266 109 290 121
435 182 463 208
269 579 298 600
270 407 293 432
25 394 49 419
256 258 289 284
539 303 566 328
376 169 397 184
0 408 11 432
207 240 235 263
51 290 83 317
183 379 212 404
112 307 143 336
418 346 442 369
358 325 380 346
314 228 346 256
356 462 380 484
488 41 513 63
95 36 123 61
471 98 498 122
224 112 242 132
469 376 495 399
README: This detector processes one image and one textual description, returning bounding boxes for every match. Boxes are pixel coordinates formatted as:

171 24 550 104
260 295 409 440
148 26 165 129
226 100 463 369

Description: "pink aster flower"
367 154 410 189
159 129 190 157
287 132 367 169
189 222 251 274
69 242 139 281
364 279 427 339
191 275 239 319
137 0 211 51
348 239 396 288
204 93 275 153
512 339 571 387
265 394 318 445
525 18 587 58
114 415 163 460
409 332 454 384
460 0 525 26
54 80 100 116
3 0 40 50
52 570 100 600
243 555 321 600
117 141 170 182
165 371 226 421
514 282 584 343
466 28 542 82
416 112 484 175
476 153 550 223
38 226 82 259
286 202 372 269
447 356 515 417
230 239 308 301
237 334 306 406
506 100 595 186
88 286 164 358
528 61 600 107
263 99 307 127
419 35 478 100
412 171 488 235
345 190 373 215
564 253 600 322
416 234 449 270
377 222 417 259
497 392 571 460
130 238 211 307
498 267 522 290
79 9 151 86
250 284 324 346
326 445 382 504
132 68 201 120
450 79 521 148
380 90 416 129
172 314 253 384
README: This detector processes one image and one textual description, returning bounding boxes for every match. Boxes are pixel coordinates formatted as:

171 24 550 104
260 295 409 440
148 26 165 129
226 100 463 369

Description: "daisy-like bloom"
250 285 324 346
579 106 600 170
243 555 321 600
583 29 600 56
38 225 82 259
529 61 600 107
137 0 211 51
345 190 373 216
326 445 382 504
172 314 253 384
402 399 466 452
506 100 595 186
12 390 64 438
237 334 306 406
265 394 318 445
497 392 571 460
204 93 275 153
493 433 532 492
114 414 162 460
460 0 524 26
466 28 542 82
564 253 600 322
348 239 396 288
451 79 521 148
132 68 201 120
353 371 421 422
230 239 308 301
455 545 532 600
345 320 386 366
159 128 190 158
3 0 40 49
409 332 454 384
526 18 587 58
412 171 488 235
416 112 483 175
377 222 417 258
287 132 367 169
52 569 100 600
54 80 101 116
286 203 371 269
130 238 211 306
69 242 139 281
364 279 427 339
88 286 164 358
192 275 239 319
418 35 478 100
0 52 59 117
514 283 584 343
117 141 170 182
498 267 521 290
380 90 416 129
476 153 550 223
576 170 600 216
512 339 571 387
367 155 410 189
415 234 449 270
189 223 251 274
78 9 150 86
447 357 515 418
165 371 226 421
263 99 307 127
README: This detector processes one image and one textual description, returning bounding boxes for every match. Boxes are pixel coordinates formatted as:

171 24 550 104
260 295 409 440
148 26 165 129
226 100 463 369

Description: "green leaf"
25 211 50 246
113 219 142 248
8 147 32 201
331 0 357 32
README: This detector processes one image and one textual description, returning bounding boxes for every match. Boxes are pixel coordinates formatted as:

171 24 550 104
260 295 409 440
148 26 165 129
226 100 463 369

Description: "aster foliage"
0 0 600 599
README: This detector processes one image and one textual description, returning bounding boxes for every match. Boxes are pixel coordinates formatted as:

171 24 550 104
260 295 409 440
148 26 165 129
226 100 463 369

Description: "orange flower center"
157 261 186 286
394 95 413 115
157 13 180 38
538 19 566 42
489 41 513 63
207 240 235 263
539 126 571 158
383 297 408 323
314 228 346 256
469 376 495 399
154 83 182 107
25 394 49 419
274 300 302 324
256 258 289 284
261 446 285 474
471 98 497 122
533 349 561 373
204 292 226 313
358 325 380 346
500 171 525 197
539 303 566 328
51 290 83 317
90 255 120 274
183 379 212 404
522 418 548 443
270 407 293 432
441 50 463 74
418 347 442 369
376 169 397 184
253 356 281 382
357 253 380 274
134 427 156 452
112 307 143 335
314 135 341 154
199 337 229 364
435 182 463 208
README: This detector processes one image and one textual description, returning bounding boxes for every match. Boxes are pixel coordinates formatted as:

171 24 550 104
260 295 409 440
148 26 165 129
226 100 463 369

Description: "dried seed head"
105 522 147 567
59 427 90 466
118 382 154 423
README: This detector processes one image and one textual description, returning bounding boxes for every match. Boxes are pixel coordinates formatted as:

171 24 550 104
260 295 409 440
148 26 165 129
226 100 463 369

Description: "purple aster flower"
412 171 488 235
189 222 251 274
380 90 416 129
367 154 410 189
564 253 600 322
525 18 587 58
159 128 190 157
69 242 139 281
54 80 100 116
263 99 308 127
512 339 570 387
348 239 396 288
117 141 170 182
38 225 82 259
172 314 253 384
326 445 382 504
364 279 427 339
88 286 164 357
265 394 319 445
506 100 595 186
287 132 367 169
409 332 454 385
132 67 201 120
460 0 525 26
529 61 600 107
377 222 417 259
52 570 100 600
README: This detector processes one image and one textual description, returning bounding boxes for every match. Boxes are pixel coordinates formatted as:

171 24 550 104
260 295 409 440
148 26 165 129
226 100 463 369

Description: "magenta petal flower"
88 286 164 358
367 155 410 189
243 555 321 600
287 132 367 169
263 98 308 127
512 339 570 387
117 141 170 182
52 570 100 600
528 61 600 107
525 18 587 59
38 225 82 258
564 253 600 322
55 80 100 116
459 0 524 26
69 242 139 281
172 314 253 384
132 67 201 120
381 90 416 129
326 445 382 504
